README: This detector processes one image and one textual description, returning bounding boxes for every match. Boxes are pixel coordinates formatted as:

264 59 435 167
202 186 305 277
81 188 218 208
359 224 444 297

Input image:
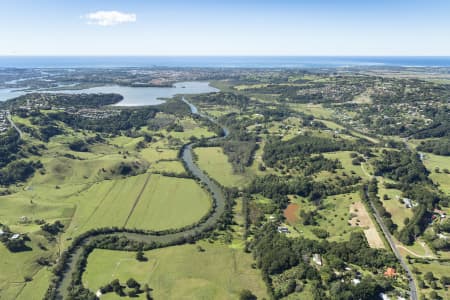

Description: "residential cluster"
13 94 120 120
296 83 365 102
17 97 57 111
0 110 10 133
72 108 120 119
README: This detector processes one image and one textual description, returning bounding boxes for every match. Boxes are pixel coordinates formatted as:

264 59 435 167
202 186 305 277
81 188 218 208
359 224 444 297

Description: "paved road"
364 185 418 300
6 111 23 138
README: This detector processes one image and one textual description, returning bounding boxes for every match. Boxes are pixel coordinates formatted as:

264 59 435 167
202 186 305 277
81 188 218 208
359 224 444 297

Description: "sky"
0 0 449 56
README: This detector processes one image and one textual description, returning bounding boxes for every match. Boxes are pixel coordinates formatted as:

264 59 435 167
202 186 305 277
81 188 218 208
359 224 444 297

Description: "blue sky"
0 0 449 56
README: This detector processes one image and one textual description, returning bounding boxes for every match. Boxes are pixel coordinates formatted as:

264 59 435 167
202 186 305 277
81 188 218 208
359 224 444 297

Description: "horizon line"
1 54 450 58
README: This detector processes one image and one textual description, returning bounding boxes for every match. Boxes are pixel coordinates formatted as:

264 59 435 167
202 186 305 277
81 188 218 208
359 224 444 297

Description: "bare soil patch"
349 202 385 249
284 203 299 224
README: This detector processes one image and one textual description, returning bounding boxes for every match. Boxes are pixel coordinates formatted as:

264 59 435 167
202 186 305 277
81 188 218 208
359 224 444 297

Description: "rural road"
51 98 229 299
364 185 418 300
6 111 23 138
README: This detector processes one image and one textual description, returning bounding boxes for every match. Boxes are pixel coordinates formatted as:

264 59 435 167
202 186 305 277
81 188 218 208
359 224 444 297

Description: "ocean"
0 56 450 69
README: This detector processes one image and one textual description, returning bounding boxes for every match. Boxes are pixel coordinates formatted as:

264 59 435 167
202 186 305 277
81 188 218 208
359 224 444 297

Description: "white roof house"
277 226 290 234
313 254 322 266
403 198 413 208
10 234 20 240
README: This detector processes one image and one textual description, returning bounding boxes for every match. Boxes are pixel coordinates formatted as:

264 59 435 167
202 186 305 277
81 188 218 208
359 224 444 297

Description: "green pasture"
422 153 450 195
289 103 334 119
0 235 53 300
194 147 248 187
323 151 367 179
377 183 412 231
15 267 52 300
64 174 211 237
126 174 211 230
412 260 450 300
291 192 362 242
139 145 178 164
83 242 267 300
149 160 185 174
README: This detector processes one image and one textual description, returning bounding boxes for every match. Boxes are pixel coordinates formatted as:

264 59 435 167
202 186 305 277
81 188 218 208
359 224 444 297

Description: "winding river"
51 98 228 299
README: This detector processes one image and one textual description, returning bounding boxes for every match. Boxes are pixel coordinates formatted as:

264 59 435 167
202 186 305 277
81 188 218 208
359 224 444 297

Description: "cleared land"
149 160 185 174
126 174 211 230
291 193 362 243
378 183 413 231
351 89 373 104
411 260 450 300
64 174 211 238
422 153 450 195
323 151 367 179
349 202 385 249
83 242 268 300
15 268 52 300
284 203 299 224
289 103 334 119
0 236 53 299
194 147 247 187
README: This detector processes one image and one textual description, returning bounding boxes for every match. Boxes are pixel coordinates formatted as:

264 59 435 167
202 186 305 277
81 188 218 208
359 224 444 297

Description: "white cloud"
84 11 136 26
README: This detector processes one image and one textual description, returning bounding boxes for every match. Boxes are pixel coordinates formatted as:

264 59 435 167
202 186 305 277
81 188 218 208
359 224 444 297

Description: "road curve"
364 185 418 300
51 98 228 299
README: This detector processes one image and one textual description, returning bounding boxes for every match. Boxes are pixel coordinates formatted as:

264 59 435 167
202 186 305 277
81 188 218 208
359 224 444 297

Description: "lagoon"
0 81 218 105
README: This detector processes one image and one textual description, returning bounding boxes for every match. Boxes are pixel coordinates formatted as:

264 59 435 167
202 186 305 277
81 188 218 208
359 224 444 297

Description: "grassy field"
412 260 450 300
0 236 54 299
64 174 211 238
352 89 373 104
126 174 211 230
149 160 186 174
15 267 52 300
83 242 268 300
1 105 219 298
377 181 413 230
290 192 363 243
288 103 334 119
139 143 179 164
323 151 367 179
422 153 450 195
194 147 248 187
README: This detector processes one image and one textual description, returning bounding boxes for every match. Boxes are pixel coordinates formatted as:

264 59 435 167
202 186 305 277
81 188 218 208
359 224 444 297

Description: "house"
379 293 390 300
313 254 322 266
277 226 290 234
433 209 446 219
384 267 397 277
403 198 413 208
10 233 20 240
351 278 361 285
0 228 4 236
419 152 425 161
437 233 448 240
